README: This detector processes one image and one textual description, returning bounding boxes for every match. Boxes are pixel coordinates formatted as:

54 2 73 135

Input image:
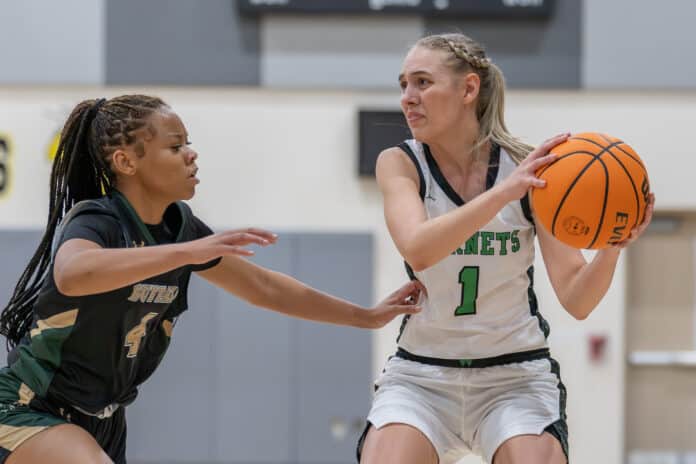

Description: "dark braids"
0 94 166 349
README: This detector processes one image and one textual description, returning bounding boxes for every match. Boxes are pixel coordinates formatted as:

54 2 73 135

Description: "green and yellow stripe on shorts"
0 367 66 461
0 372 66 461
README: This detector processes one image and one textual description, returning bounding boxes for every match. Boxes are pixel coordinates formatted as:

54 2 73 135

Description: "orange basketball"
530 132 650 249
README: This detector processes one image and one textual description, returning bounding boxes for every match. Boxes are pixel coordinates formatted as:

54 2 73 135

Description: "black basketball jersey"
9 191 219 415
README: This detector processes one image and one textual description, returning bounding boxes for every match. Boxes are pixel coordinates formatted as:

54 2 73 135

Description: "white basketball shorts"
358 352 568 464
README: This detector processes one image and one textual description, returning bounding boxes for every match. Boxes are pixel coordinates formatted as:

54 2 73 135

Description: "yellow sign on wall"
47 131 60 161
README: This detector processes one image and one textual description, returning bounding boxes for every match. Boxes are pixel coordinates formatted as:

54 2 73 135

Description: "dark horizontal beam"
238 0 555 19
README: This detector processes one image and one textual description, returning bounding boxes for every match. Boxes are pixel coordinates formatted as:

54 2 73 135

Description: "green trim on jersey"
112 191 188 245
547 358 569 459
527 266 550 338
10 310 79 397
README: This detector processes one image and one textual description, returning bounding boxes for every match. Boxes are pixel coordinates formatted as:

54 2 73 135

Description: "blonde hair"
414 33 533 164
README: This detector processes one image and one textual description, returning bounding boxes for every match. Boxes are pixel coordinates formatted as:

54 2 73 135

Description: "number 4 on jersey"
454 266 479 316
124 312 158 358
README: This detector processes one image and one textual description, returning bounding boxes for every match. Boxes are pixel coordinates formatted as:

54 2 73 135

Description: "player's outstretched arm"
54 229 275 297
537 193 655 320
196 255 422 328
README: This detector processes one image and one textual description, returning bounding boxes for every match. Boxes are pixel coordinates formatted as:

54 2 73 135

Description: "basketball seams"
536 133 647 249
604 147 642 232
549 144 619 243
599 133 646 230
596 133 619 145
536 151 595 178
576 134 621 147
613 144 646 169
596 134 647 172
585 134 646 169
550 155 600 239
586 157 610 249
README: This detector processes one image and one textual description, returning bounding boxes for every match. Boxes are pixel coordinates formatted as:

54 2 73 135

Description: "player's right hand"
361 280 424 329
186 228 278 264
499 133 569 202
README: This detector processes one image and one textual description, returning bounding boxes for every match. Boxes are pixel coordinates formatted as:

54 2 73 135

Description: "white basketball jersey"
396 140 550 359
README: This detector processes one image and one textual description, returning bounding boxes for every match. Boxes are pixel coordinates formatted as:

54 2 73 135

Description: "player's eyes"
171 141 192 152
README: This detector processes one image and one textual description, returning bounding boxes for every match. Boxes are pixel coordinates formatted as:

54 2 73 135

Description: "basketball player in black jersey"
0 95 422 464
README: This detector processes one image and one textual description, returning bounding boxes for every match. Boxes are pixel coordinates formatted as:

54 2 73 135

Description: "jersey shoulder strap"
397 141 426 201
174 200 194 221
51 198 131 259
170 200 199 242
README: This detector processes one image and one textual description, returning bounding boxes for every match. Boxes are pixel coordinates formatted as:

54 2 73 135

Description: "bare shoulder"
375 146 419 184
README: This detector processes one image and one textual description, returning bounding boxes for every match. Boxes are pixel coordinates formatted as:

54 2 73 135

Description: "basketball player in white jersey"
357 33 655 464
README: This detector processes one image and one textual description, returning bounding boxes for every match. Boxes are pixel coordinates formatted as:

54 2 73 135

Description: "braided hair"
414 33 534 164
0 95 166 349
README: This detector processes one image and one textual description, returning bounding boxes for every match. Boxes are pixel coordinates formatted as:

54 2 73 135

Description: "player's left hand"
361 280 424 329
613 192 655 249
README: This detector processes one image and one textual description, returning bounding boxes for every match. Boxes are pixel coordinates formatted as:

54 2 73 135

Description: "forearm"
257 270 367 327
561 248 621 319
55 245 192 296
403 186 510 270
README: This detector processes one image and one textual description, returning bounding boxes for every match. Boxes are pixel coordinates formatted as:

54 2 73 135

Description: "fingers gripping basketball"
531 132 650 249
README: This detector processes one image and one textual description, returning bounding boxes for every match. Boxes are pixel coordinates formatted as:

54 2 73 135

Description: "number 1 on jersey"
454 266 479 316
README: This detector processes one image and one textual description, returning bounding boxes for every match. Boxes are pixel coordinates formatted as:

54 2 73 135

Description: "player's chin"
180 185 197 200
409 126 426 140
409 125 436 144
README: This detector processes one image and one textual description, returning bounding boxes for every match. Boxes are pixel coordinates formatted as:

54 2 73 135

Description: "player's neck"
115 185 169 225
426 118 482 171
427 133 488 174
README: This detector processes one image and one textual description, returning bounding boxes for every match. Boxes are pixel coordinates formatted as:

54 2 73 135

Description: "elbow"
54 264 97 297
560 299 594 321
401 245 433 273
54 271 82 297
407 260 430 273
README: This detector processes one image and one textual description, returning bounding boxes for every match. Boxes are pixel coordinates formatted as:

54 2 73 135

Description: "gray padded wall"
293 234 373 463
583 0 696 89
0 230 43 319
105 0 260 85
212 239 295 462
0 0 104 84
424 0 581 88
127 239 296 463
126 272 221 462
261 15 423 88
0 231 43 354
127 232 373 463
